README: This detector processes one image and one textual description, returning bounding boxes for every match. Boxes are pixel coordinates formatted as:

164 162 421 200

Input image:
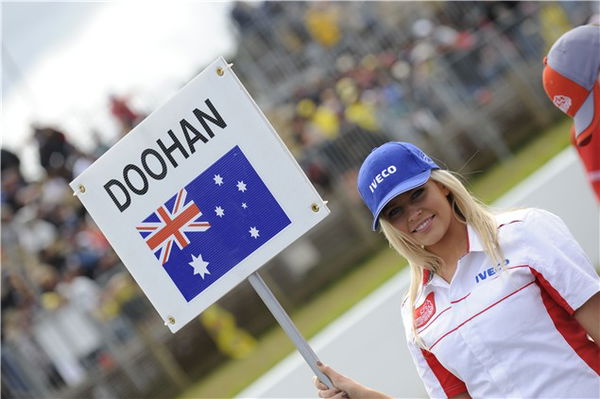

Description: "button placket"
461 282 522 397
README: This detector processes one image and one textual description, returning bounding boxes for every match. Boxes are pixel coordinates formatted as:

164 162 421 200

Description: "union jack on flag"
136 188 211 264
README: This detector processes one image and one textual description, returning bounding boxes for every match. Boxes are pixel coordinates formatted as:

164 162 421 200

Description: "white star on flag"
188 254 210 278
241 202 248 209
215 206 225 217
249 227 260 239
237 181 247 192
213 174 224 186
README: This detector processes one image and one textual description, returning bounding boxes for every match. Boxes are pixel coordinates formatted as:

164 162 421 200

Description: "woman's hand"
313 362 392 399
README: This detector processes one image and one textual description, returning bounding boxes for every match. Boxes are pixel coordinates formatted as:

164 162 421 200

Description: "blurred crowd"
1 1 594 397
1 104 146 393
230 1 582 190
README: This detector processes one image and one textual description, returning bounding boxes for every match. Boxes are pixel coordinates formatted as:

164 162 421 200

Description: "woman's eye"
387 206 403 219
411 188 425 201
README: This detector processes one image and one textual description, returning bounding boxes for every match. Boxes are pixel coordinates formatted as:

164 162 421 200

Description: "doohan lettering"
104 98 227 212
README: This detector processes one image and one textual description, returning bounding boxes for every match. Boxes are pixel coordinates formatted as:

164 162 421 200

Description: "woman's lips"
412 215 435 233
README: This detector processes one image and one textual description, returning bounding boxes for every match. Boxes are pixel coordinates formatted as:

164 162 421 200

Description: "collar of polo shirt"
465 224 484 253
423 224 485 286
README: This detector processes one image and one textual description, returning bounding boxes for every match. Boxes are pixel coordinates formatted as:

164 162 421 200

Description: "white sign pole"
247 271 333 389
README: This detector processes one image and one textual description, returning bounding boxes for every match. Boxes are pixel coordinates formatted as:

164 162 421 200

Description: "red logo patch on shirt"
414 292 436 328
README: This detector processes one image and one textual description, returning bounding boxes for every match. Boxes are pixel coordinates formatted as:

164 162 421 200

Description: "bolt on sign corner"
70 57 329 332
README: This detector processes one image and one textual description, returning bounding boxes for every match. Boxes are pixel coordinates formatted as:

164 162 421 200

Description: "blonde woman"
313 142 599 398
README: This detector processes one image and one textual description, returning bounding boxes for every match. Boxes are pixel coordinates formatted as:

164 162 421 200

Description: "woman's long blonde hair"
380 169 504 347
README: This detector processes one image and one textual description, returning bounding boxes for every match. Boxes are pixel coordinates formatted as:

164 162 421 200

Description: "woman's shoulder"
495 207 563 230
495 208 571 250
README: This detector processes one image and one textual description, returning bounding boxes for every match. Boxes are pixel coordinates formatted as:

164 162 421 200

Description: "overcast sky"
2 2 236 179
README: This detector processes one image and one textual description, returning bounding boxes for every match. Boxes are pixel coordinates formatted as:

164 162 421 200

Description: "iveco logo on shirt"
369 165 397 193
475 259 509 283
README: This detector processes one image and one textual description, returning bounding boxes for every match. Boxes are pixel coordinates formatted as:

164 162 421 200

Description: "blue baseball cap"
357 142 440 231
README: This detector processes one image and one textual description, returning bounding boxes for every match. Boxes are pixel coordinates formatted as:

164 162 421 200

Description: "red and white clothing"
571 125 600 202
401 208 600 398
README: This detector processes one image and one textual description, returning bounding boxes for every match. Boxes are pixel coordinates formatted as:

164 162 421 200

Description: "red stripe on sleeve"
421 349 467 397
531 267 599 374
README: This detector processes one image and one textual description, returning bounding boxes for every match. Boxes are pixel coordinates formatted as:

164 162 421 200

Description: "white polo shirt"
401 208 600 398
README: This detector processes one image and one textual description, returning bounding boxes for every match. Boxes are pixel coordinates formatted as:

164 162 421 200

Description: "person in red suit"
542 24 600 201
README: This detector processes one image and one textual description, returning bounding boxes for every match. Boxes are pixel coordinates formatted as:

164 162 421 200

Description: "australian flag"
137 146 291 302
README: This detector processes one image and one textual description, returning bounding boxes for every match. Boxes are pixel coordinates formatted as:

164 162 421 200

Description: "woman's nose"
408 208 422 223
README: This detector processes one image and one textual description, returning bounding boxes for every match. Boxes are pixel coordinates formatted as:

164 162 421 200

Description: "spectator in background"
542 24 600 201
1 148 22 174
1 149 26 212
32 125 75 180
109 94 142 136
336 77 379 133
304 3 341 48
230 1 255 31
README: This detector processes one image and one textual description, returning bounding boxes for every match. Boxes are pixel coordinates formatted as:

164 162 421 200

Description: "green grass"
179 118 571 399
468 118 571 203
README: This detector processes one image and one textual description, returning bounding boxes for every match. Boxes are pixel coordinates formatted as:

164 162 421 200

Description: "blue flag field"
136 146 291 302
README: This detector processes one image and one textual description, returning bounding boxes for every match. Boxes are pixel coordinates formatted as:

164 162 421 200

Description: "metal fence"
2 2 594 398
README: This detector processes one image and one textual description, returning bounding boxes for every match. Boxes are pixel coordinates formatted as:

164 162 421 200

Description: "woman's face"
381 180 453 247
